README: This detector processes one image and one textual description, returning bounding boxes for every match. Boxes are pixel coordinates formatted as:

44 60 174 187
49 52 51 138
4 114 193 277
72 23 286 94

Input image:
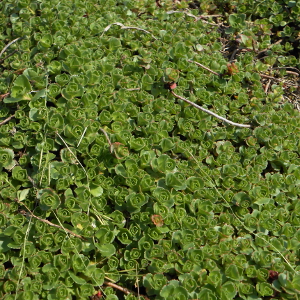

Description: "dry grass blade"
166 10 221 26
14 213 33 300
101 22 157 39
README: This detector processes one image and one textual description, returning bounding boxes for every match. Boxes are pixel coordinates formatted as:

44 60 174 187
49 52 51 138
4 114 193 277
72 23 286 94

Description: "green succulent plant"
1 0 300 299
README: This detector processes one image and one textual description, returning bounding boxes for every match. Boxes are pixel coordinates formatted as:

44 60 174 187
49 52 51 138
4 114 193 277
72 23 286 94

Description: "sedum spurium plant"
1 0 300 299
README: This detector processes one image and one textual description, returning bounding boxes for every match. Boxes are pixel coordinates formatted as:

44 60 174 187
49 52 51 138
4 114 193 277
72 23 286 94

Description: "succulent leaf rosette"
38 188 60 210
0 148 14 169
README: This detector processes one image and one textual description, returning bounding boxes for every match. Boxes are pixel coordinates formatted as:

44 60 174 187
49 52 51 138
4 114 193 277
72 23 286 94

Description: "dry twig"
259 73 299 88
272 67 300 75
15 199 85 240
126 88 140 91
99 127 126 159
286 70 299 76
101 22 157 40
0 50 18 64
187 59 221 76
260 73 282 81
99 127 114 153
0 115 15 126
171 90 252 128
229 48 238 62
166 10 221 26
104 281 150 300
257 39 282 58
0 93 10 101
264 79 271 94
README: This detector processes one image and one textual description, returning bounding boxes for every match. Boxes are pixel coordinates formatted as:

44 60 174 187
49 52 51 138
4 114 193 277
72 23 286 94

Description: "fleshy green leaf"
90 183 103 197
0 148 14 169
17 188 30 201
98 244 116 257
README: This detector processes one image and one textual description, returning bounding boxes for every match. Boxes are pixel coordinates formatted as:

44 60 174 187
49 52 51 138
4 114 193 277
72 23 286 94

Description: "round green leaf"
98 244 116 257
